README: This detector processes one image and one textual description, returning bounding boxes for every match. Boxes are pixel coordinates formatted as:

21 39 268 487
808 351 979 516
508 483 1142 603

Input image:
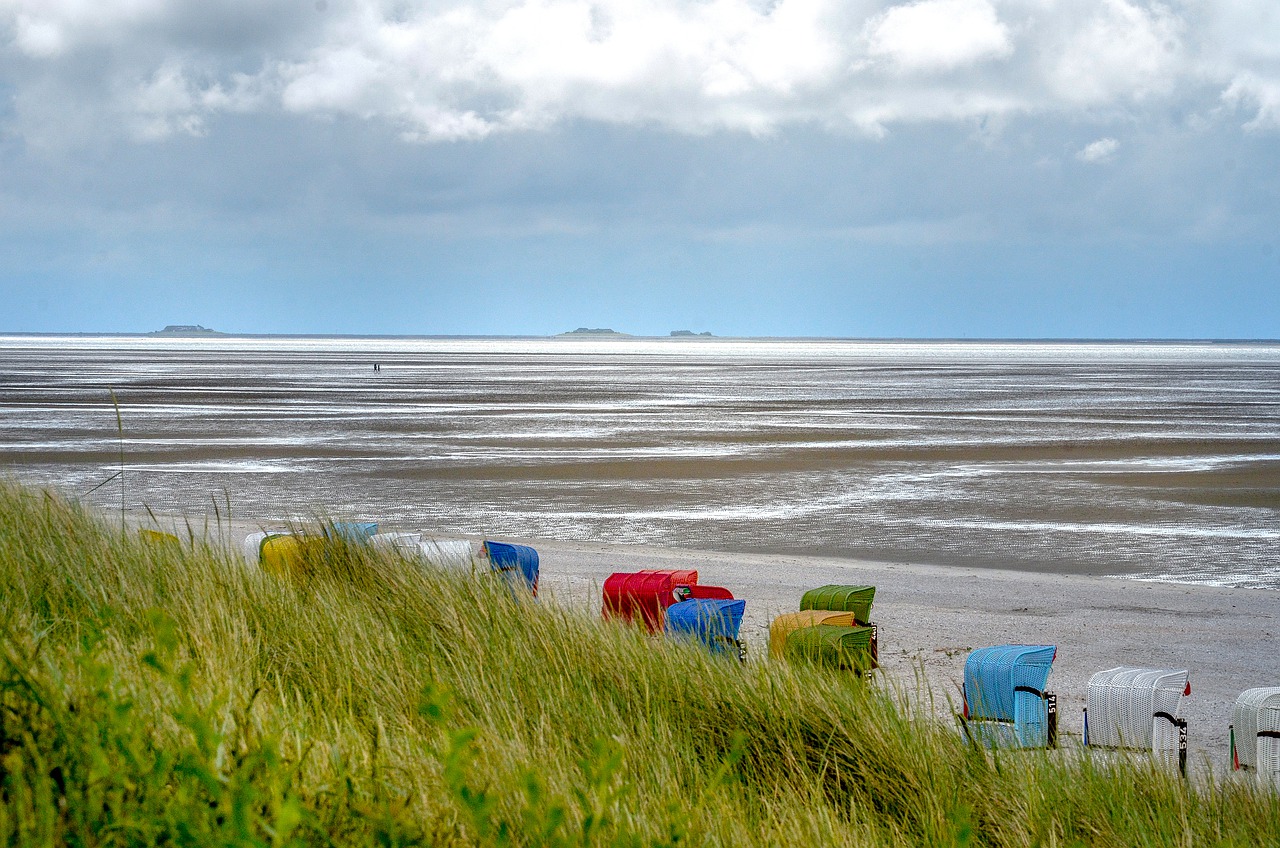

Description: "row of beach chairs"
602 571 879 671
229 528 1279 784
239 522 540 596
961 646 1280 783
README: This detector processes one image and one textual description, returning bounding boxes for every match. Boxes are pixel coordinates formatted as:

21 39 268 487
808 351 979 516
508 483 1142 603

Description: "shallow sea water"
2 335 1279 588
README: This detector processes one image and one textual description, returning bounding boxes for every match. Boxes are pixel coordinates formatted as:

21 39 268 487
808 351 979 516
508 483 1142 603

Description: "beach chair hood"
603 570 698 632
783 624 876 672
483 541 539 595
799 585 875 623
964 644 1056 723
769 610 858 658
664 598 745 654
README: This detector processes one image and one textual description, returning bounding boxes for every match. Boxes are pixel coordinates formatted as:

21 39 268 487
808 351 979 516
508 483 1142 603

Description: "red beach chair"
603 569 699 633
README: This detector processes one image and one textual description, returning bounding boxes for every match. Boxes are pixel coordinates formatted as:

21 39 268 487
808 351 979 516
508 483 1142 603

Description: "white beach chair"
370 531 423 554
418 538 477 571
1231 687 1280 784
1259 703 1280 788
242 531 270 565
1085 666 1190 775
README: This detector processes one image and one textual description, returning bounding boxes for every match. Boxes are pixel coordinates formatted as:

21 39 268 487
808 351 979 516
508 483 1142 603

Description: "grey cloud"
4 0 1280 149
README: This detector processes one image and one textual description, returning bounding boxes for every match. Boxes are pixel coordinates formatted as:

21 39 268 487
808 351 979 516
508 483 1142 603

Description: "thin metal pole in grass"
109 387 125 532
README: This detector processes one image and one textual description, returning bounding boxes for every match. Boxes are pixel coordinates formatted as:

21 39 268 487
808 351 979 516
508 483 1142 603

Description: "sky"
1 0 1279 338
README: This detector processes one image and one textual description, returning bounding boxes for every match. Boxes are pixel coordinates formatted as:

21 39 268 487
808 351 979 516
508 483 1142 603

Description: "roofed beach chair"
664 598 747 661
769 610 858 658
602 570 699 633
796 584 879 669
258 533 325 579
1231 687 1280 784
416 538 477 571
1084 667 1190 775
244 530 301 572
799 585 875 624
324 521 378 543
243 530 270 565
482 541 539 596
372 532 476 570
961 645 1058 749
783 624 877 674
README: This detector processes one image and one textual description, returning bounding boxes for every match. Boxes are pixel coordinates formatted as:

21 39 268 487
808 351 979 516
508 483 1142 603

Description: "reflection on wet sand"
2 336 1278 587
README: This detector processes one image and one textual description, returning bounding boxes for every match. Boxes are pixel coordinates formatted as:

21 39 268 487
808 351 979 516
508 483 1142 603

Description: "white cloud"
1222 73 1280 131
865 0 1012 73
1076 136 1118 163
1044 0 1183 105
2 0 1280 146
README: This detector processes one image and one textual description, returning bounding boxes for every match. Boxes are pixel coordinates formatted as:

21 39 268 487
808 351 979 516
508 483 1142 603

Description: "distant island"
559 327 631 337
150 325 223 336
670 330 714 337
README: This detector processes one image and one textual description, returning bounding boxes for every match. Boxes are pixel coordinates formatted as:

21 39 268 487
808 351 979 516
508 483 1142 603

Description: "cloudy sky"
1 0 1278 337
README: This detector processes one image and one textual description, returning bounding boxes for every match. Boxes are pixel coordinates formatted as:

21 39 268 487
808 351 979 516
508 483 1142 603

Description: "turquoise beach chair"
962 644 1058 749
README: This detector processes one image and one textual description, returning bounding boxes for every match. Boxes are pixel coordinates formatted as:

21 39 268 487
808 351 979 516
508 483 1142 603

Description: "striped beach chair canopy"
416 538 477 570
799 585 875 624
324 521 378 543
602 570 699 632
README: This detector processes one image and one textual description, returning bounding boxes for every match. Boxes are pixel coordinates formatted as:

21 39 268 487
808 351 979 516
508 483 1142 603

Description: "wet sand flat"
5 336 1280 588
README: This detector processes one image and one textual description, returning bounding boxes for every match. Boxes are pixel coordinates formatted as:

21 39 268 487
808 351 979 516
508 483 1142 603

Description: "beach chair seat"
687 584 734 600
482 541 539 596
783 624 876 674
603 570 699 632
769 610 858 658
799 585 875 624
664 598 746 659
1231 687 1280 780
962 645 1058 749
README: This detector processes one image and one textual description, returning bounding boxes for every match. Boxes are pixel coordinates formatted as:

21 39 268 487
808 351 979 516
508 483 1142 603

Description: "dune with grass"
3 481 1280 846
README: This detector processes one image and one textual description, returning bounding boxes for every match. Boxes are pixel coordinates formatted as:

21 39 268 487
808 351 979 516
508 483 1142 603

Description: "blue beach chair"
962 644 1058 749
483 540 540 596
664 598 747 660
324 521 379 543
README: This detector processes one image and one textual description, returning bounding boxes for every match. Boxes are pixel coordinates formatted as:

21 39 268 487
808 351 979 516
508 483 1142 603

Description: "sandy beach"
155 513 1280 772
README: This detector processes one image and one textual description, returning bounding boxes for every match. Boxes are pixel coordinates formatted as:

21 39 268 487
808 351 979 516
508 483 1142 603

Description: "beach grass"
2 481 1279 846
